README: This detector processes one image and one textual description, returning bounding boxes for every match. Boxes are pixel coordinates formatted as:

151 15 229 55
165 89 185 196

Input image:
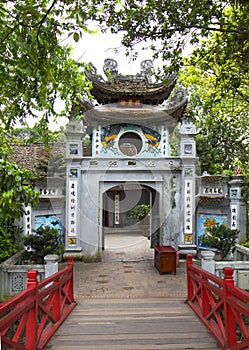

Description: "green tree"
181 60 249 231
199 224 239 260
103 1 249 79
0 0 94 137
0 228 18 263
22 225 64 264
177 7 249 231
129 204 151 220
1 0 249 137
180 63 249 174
0 131 39 262
107 1 249 177
0 135 38 221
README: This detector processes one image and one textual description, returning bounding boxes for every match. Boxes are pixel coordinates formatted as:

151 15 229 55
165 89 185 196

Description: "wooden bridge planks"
45 297 220 349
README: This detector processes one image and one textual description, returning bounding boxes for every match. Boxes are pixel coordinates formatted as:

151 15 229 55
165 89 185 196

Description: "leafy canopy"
0 0 95 132
1 1 249 134
103 1 249 76
180 60 249 174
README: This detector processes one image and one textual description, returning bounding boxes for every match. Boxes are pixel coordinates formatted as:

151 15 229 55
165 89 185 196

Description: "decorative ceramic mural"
197 214 227 247
101 125 121 153
100 124 162 157
35 215 62 233
140 126 161 154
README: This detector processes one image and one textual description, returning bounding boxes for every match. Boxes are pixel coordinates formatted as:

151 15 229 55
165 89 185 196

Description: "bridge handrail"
187 254 249 349
0 256 77 350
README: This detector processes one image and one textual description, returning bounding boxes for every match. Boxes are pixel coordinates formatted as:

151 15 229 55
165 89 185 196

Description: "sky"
49 28 163 130
71 30 161 76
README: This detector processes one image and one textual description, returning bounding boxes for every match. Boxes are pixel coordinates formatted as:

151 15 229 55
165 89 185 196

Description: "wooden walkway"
45 296 220 349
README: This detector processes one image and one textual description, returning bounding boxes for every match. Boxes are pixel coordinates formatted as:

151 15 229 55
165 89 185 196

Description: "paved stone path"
73 232 188 299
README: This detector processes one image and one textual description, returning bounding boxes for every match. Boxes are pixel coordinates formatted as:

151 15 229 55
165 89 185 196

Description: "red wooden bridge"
1 256 249 349
0 257 76 350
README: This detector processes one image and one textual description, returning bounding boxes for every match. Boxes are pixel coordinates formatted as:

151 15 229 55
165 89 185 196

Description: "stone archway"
102 183 160 252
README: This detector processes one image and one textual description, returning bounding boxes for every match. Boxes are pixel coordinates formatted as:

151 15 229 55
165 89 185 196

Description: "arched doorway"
102 183 160 256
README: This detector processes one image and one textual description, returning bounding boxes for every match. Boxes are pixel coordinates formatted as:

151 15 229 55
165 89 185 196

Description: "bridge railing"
0 256 76 350
187 254 249 350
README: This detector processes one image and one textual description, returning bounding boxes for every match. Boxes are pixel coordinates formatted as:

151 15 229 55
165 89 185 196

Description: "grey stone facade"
63 115 198 256
21 61 247 259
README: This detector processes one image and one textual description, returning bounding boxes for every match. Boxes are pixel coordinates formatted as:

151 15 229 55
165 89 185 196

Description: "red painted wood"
26 270 38 350
53 277 61 322
223 267 237 348
187 256 249 350
187 254 194 301
201 276 210 318
67 256 75 303
0 257 77 350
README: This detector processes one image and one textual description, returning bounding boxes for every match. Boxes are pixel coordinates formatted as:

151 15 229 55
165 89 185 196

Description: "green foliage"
101 1 249 78
0 230 17 263
0 131 39 262
22 226 65 264
181 56 249 175
0 1 93 137
129 204 151 220
12 127 66 144
180 21 249 224
0 133 39 222
0 220 24 263
199 224 239 260
1 1 249 139
83 134 91 145
242 241 249 248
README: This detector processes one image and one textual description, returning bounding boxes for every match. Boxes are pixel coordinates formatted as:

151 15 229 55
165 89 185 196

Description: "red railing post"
67 256 75 302
26 270 38 350
53 275 61 321
201 275 209 317
223 267 237 348
187 254 193 301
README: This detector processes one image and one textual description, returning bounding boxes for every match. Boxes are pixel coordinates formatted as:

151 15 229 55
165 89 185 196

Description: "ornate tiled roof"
81 59 188 125
85 59 178 105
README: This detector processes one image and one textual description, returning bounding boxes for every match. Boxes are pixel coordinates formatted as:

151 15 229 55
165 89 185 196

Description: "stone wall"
0 252 59 297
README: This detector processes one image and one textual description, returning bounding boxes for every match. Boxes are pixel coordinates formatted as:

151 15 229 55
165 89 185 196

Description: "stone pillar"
65 118 86 158
178 117 197 255
44 254 59 279
201 250 215 275
229 173 247 243
64 119 86 255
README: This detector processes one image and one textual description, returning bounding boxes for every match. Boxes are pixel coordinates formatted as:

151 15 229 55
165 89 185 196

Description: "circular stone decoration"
118 132 143 156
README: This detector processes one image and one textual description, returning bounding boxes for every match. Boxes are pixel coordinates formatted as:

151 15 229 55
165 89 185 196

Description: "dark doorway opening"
102 184 160 253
